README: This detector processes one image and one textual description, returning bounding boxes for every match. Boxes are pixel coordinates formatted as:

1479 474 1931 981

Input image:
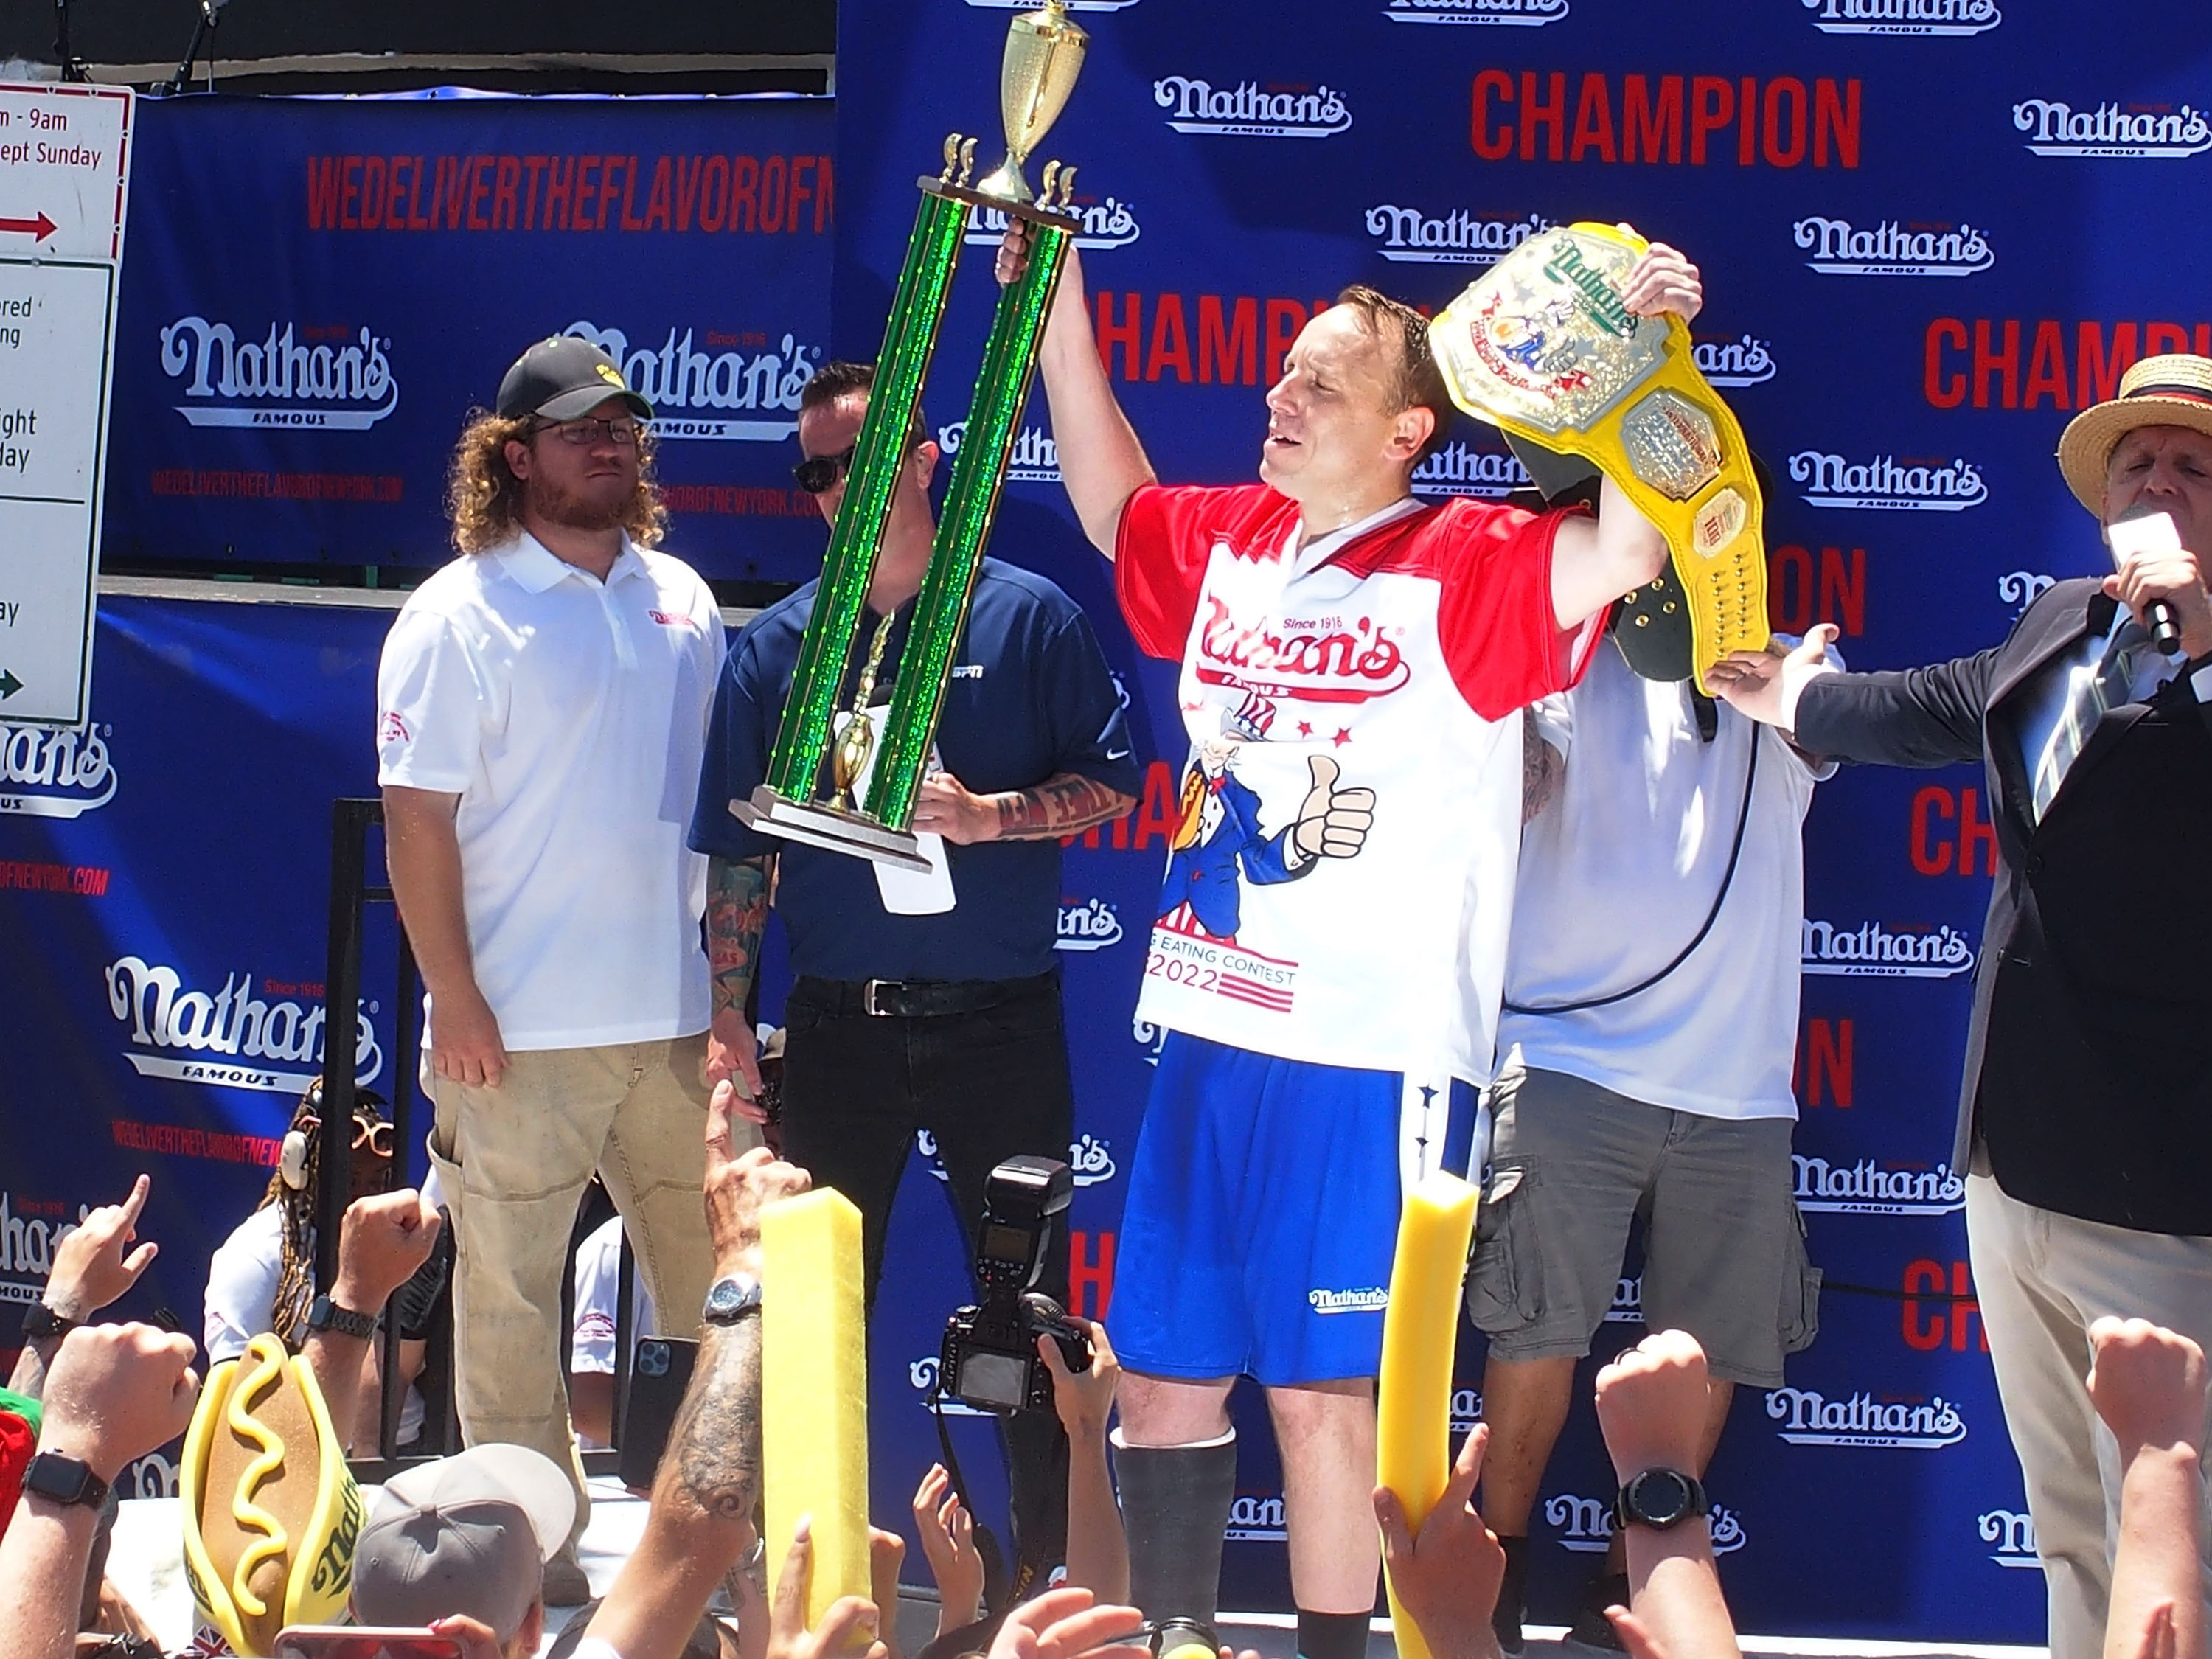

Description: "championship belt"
180 1332 364 1657
1428 222 1766 688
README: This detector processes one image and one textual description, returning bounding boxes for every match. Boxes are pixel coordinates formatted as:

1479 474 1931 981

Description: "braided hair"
257 1079 390 1350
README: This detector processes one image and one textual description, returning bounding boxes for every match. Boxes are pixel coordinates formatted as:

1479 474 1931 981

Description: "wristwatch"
20 1302 75 1343
23 1452 110 1510
1614 1467 1709 1532
702 1275 763 1326
305 1294 378 1341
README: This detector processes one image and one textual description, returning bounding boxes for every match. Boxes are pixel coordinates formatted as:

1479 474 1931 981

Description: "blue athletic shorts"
1108 1032 1478 1386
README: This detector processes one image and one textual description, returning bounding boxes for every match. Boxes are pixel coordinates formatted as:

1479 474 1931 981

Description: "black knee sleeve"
1113 1430 1239 1630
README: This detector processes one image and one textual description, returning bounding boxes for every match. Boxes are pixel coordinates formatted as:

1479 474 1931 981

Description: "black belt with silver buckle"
795 971 1056 1020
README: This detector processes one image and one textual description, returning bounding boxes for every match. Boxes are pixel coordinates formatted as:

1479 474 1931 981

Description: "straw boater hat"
2056 352 2212 515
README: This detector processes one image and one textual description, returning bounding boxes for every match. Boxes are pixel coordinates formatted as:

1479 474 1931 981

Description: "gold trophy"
977 1 1090 204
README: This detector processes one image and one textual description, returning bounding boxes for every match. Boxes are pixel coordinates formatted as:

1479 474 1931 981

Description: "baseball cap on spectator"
351 1444 575 1640
497 337 653 423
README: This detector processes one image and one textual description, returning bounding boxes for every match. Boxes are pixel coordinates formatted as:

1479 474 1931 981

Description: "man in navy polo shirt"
688 359 1139 1596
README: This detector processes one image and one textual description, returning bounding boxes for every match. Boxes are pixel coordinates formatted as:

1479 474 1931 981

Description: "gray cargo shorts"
1464 1060 1821 1388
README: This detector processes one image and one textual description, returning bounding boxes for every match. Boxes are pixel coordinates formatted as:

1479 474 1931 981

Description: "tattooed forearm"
1521 709 1564 824
706 855 772 1016
664 1318 763 1521
993 771 1135 841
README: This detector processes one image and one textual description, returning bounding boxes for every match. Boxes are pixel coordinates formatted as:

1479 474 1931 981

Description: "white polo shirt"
375 532 724 1052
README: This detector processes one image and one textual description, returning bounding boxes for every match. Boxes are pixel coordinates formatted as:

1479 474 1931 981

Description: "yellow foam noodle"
762 1187 872 1635
1375 1172 1481 1659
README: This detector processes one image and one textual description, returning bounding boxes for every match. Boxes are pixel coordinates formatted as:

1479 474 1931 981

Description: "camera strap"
926 1382 1012 1612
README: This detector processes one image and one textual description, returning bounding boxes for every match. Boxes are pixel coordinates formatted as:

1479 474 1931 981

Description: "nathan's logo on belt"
2014 98 2212 159
941 420 1061 483
1055 898 1125 951
1382 0 1569 23
1153 77 1353 139
1978 1509 2041 1569
964 198 1141 251
1547 1492 1747 1554
1793 216 1994 276
1366 206 1551 265
0 722 114 818
160 319 398 430
1793 1155 1966 1214
1801 919 1975 978
105 956 383 1094
1195 597 1411 704
560 321 821 439
1789 451 1988 512
1412 440 1531 500
1694 335 1778 387
1802 0 2000 35
1765 1386 1968 1448
1225 1494 1287 1540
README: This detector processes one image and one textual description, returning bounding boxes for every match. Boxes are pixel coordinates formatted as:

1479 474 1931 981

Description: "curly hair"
446 410 668 555
258 1080 390 1351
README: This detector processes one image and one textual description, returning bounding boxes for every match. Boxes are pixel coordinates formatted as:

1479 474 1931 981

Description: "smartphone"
274 1627 469 1659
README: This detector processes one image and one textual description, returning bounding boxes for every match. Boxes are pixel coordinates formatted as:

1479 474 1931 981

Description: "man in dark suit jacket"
1710 355 2212 1659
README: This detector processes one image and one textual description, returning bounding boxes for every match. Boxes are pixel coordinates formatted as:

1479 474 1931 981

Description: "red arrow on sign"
0 212 57 241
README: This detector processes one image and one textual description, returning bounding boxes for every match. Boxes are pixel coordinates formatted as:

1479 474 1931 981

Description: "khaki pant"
1966 1174 2212 1659
427 1032 743 1543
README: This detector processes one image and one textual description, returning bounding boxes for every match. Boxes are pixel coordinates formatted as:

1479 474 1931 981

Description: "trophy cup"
1427 223 1767 689
734 1 1090 870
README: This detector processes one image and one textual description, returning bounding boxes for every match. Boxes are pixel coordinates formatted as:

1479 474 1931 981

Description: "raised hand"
911 1464 986 1631
705 1084 813 1281
1616 228 1702 325
44 1174 158 1321
1372 1422 1506 1659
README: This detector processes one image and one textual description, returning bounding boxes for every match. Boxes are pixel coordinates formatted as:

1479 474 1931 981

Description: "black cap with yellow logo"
495 335 653 422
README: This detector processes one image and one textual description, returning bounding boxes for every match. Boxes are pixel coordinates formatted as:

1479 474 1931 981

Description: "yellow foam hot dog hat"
180 1332 364 1657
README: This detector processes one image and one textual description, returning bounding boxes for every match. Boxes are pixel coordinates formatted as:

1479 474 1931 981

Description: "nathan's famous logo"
1979 1509 2041 1570
1308 1285 1389 1315
1547 1492 1747 1554
1999 571 2056 615
105 956 383 1094
160 319 397 430
1802 919 1975 978
2014 98 2212 159
1541 237 1636 337
1413 441 1531 500
1056 898 1125 952
1383 0 1568 22
1225 1494 1287 1541
1694 335 1778 387
1153 76 1352 139
1790 450 1988 512
1450 1387 1484 1433
1794 1155 1966 1216
1366 205 1551 265
1604 1275 1644 1324
940 420 1060 484
0 722 114 818
964 197 1141 251
1132 1015 1170 1067
1766 1385 1968 1449
559 321 820 439
915 1130 1119 1189
1802 0 2000 35
1794 215 1993 277
906 1355 990 1416
1194 597 1411 703
0 1192 97 1304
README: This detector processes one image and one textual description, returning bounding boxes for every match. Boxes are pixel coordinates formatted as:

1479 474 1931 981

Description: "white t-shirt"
375 533 725 1051
1498 643 1832 1120
570 1214 655 1376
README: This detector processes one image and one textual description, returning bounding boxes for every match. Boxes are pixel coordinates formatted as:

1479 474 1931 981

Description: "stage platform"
105 1478 2042 1659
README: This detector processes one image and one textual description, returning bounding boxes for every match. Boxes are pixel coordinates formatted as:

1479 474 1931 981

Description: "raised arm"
1707 627 1994 768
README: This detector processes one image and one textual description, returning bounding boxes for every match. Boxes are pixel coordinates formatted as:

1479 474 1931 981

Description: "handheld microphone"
2106 504 2185 655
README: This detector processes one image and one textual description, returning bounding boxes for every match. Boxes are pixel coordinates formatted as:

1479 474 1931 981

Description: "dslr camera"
938 1155 1092 1415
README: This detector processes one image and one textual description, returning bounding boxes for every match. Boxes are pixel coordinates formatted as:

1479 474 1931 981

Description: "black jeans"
779 969 1074 1573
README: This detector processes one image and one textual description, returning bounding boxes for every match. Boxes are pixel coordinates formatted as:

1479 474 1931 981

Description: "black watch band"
24 1452 110 1510
1614 1467 1710 1532
306 1293 378 1341
21 1302 76 1343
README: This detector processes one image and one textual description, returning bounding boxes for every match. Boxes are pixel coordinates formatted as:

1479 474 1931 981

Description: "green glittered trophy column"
732 0 1090 872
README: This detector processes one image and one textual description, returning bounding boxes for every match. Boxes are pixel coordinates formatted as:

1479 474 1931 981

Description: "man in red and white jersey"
1009 226 1701 1654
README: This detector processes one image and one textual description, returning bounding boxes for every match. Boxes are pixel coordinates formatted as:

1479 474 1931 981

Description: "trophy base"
918 176 1079 229
733 787 934 873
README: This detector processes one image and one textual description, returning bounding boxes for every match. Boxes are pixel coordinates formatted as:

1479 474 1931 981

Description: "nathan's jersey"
1116 481 1596 1087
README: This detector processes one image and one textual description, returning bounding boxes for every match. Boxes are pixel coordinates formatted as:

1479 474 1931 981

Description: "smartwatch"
20 1302 75 1343
23 1452 110 1510
1614 1467 1709 1532
702 1276 763 1326
305 1294 378 1341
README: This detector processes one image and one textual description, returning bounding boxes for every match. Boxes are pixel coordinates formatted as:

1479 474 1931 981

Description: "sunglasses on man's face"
793 445 858 495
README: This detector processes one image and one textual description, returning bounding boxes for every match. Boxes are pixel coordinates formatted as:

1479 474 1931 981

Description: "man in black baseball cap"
496 336 654 424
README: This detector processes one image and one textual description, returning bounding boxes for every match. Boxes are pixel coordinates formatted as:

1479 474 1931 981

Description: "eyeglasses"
793 445 858 495
300 1113 394 1156
537 416 642 448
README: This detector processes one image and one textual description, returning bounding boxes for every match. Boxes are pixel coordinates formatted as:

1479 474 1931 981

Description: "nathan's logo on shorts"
940 420 1060 483
0 722 115 818
1765 1386 1968 1448
965 198 1141 251
1153 77 1353 139
1384 0 1569 22
160 319 398 429
0 1192 91 1304
906 1356 991 1415
1789 451 1989 512
1604 1275 1644 1324
1802 0 2000 35
1056 898 1125 952
1308 1285 1389 1315
1794 216 1993 276
1450 1387 1484 1433
1412 440 1531 500
1793 1155 1966 1215
1132 1015 1170 1067
1546 1492 1748 1555
1801 919 1975 978
560 321 820 439
2014 98 2212 159
1195 597 1411 703
1366 205 1551 265
1225 1494 1287 1540
1999 571 2055 615
105 956 383 1094
1978 1509 2042 1569
1694 335 1778 387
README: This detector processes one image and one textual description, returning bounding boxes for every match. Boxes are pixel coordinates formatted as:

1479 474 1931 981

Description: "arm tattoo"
1521 709 1564 824
706 856 772 1017
993 771 1135 841
667 1319 764 1520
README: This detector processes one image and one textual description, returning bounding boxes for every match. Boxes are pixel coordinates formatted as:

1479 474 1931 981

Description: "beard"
526 470 636 533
